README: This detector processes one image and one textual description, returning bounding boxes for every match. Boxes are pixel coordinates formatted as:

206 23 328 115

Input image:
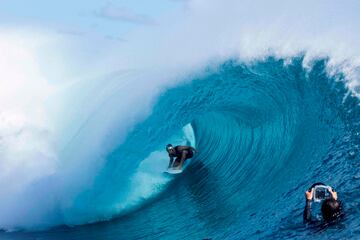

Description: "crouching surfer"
166 144 197 170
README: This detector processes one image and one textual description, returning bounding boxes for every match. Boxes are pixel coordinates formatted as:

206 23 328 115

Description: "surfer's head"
166 144 175 155
321 199 342 221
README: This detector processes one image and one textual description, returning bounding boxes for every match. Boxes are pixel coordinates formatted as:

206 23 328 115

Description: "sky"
0 0 185 41
0 0 190 86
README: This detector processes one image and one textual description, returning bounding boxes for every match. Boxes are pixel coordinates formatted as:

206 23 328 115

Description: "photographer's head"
321 198 341 222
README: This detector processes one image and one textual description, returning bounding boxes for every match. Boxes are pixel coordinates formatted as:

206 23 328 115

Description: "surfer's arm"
168 156 174 168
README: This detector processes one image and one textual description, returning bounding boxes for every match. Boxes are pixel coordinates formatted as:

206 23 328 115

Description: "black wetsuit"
169 146 194 167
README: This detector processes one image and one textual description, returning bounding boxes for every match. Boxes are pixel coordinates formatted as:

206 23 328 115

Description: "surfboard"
165 159 191 174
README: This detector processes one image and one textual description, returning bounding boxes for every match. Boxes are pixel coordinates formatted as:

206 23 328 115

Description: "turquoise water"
1 57 360 239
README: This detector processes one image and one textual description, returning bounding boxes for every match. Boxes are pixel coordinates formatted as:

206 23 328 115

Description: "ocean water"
1 57 359 239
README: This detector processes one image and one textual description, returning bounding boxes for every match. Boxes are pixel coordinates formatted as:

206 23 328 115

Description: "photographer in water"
304 183 342 223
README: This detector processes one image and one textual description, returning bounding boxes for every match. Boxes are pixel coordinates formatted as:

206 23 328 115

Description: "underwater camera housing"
313 185 332 202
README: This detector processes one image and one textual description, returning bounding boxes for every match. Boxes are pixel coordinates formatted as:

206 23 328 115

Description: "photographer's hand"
329 188 338 200
305 188 314 201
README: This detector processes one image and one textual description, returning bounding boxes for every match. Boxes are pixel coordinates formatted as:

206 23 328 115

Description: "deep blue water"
2 57 360 239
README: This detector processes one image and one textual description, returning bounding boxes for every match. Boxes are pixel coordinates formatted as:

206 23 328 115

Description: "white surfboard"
165 159 191 174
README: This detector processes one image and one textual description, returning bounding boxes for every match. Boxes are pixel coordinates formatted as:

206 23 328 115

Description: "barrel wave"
2 56 359 240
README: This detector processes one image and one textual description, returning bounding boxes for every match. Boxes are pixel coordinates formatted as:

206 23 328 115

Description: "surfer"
166 144 197 170
303 183 342 223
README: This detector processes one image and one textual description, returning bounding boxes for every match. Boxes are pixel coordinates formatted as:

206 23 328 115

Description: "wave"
2 56 359 240
1 1 360 239
77 57 358 239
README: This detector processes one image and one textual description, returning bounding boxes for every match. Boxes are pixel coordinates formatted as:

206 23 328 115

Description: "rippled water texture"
2 57 360 239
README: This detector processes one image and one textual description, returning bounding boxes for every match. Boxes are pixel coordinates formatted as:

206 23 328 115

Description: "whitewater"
0 0 360 239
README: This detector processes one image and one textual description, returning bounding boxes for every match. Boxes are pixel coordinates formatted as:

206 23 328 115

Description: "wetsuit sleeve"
303 200 312 223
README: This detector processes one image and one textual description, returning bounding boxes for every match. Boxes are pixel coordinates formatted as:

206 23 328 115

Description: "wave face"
2 57 359 239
